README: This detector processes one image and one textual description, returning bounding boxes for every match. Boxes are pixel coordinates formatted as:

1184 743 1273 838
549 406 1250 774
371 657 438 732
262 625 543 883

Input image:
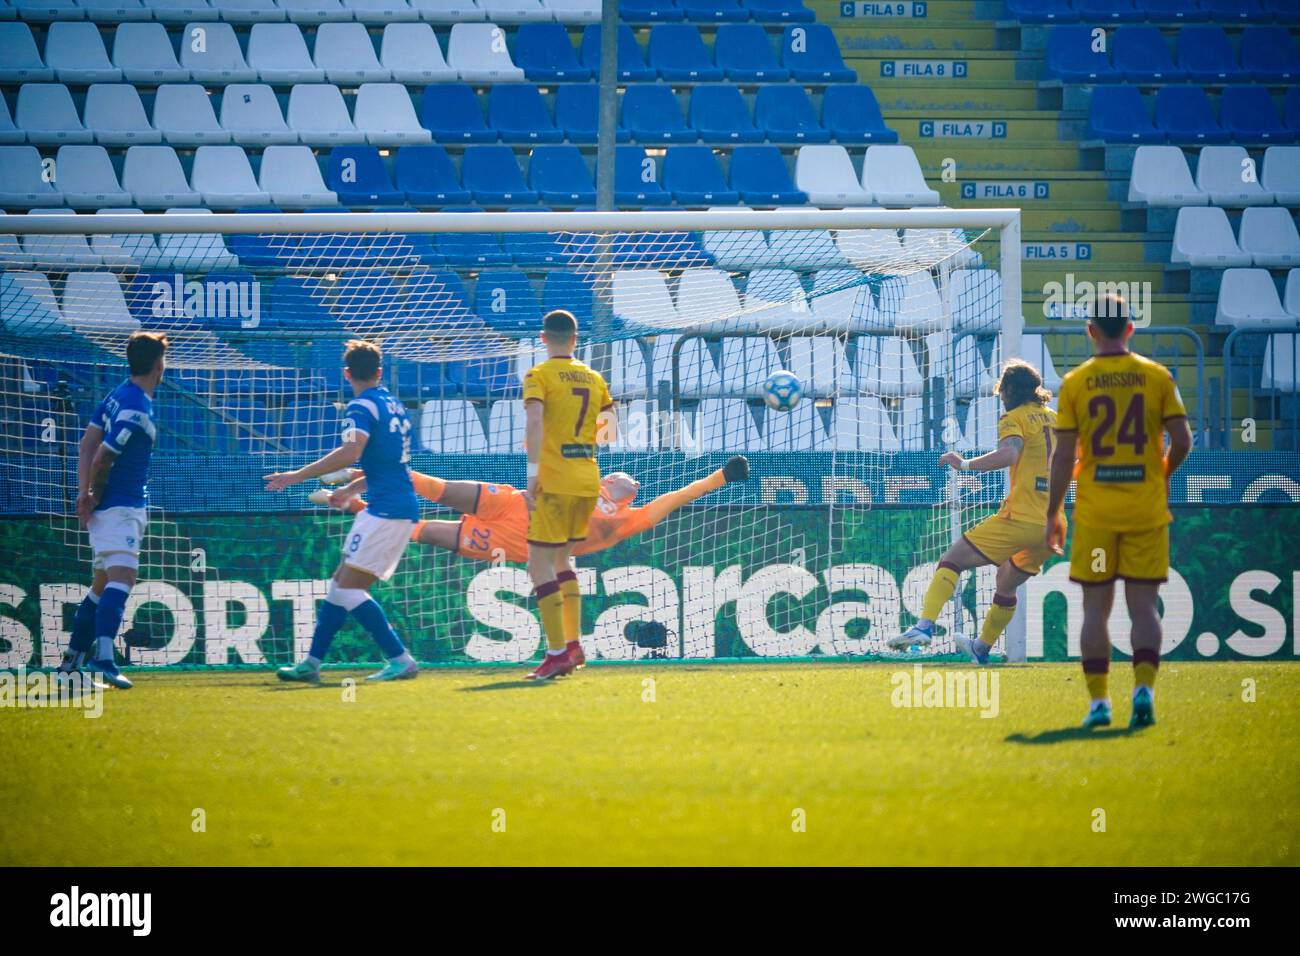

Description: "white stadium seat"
287 84 366 145
1215 268 1294 328
608 337 650 399
247 24 324 84
152 84 231 145
957 395 1000 451
1238 207 1300 269
353 83 431 145
952 334 994 398
156 207 238 271
696 398 760 451
22 209 103 270
0 95 19 144
420 399 487 453
487 398 524 452
179 21 258 83
766 207 850 270
190 145 272 207
544 0 599 22
1260 334 1299 393
613 269 678 331
795 145 873 207
1171 206 1253 268
650 333 722 397
786 336 845 396
743 268 815 332
218 84 298 145
0 22 54 83
62 271 139 341
344 0 421 23
860 145 939 206
0 269 70 336
702 207 778 271
835 226 904 274
258 145 338 206
74 0 150 21
210 0 283 22
54 144 131 207
314 22 392 83
121 145 203 207
1128 145 1207 206
275 0 351 22
91 207 168 270
446 22 526 82
410 0 486 23
43 21 121 83
1195 146 1273 206
898 396 927 450
1261 147 1300 207
1286 270 1300 318
381 22 458 84
111 23 189 84
0 145 61 206
903 228 981 270
764 400 825 451
872 336 924 396
809 269 876 332
610 399 656 452
877 271 943 334
16 83 94 144
719 336 779 397
831 398 900 452
478 0 549 20
1020 333 1063 389
952 268 1001 333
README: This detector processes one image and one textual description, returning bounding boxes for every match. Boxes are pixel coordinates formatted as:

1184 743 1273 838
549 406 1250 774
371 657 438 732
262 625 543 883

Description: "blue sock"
309 600 349 662
351 599 405 659
93 584 129 662
70 592 99 655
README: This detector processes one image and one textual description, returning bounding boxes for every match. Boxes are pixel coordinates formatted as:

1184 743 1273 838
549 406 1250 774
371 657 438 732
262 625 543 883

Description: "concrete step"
872 82 1043 112
908 140 1087 172
938 176 1114 204
834 22 1009 53
847 50 1031 84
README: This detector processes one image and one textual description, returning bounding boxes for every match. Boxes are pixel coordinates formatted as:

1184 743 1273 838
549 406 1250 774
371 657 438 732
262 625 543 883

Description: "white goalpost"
0 207 1025 668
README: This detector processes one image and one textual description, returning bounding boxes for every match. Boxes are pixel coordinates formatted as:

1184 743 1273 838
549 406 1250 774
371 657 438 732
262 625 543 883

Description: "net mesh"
0 213 1013 667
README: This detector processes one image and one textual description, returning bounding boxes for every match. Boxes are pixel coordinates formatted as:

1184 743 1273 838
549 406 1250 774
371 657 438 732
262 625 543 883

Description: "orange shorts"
455 482 529 564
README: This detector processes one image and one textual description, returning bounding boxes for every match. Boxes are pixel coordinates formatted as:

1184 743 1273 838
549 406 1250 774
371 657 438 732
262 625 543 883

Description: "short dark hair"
542 309 578 340
994 358 1051 409
1091 293 1130 339
344 339 382 381
126 331 168 376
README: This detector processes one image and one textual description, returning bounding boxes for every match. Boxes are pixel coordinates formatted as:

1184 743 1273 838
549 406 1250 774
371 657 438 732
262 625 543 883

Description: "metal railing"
1222 327 1300 451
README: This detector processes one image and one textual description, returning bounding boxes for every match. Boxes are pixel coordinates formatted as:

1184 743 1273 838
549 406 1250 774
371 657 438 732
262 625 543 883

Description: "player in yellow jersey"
1046 294 1192 729
522 309 616 680
889 360 1060 664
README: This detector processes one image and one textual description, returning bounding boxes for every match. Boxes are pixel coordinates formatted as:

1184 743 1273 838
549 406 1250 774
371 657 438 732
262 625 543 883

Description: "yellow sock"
535 583 566 652
1133 649 1159 691
979 596 1017 647
558 570 581 644
1083 659 1110 702
921 564 960 622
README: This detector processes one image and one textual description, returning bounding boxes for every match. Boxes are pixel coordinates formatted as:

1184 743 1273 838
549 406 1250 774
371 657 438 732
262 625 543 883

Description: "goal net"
0 209 1023 669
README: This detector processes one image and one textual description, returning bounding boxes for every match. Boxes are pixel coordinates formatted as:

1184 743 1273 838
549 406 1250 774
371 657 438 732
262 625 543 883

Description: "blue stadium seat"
1262 0 1300 23
406 269 475 322
282 403 340 456
780 24 855 83
580 24 656 82
1046 25 1119 82
203 272 266 333
822 85 897 143
1088 86 1162 142
620 0 685 20
1004 0 1078 21
689 85 763 142
1177 26 1249 83
1155 86 1229 144
615 146 672 205
623 85 697 142
1142 0 1206 21
325 146 404 205
745 0 814 22
474 270 541 334
226 205 292 267
515 23 592 82
648 24 725 81
755 85 831 142
528 145 597 205
266 276 342 332
1199 0 1270 22
434 205 512 265
555 84 631 144
1286 87 1300 132
543 271 595 328
460 145 539 205
679 0 747 22
1112 27 1185 83
1072 0 1141 22
420 84 495 143
489 84 563 144
502 206 567 265
1240 26 1300 82
396 145 471 205
1220 86 1293 143
663 145 739 204
445 355 517 398
729 145 806 204
714 24 789 82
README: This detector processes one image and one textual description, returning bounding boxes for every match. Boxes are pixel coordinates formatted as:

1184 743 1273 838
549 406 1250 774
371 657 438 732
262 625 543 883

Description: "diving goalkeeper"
311 455 751 563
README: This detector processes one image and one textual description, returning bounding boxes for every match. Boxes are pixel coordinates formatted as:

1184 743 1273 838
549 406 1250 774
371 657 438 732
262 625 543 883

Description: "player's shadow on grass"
1005 725 1138 745
460 679 556 692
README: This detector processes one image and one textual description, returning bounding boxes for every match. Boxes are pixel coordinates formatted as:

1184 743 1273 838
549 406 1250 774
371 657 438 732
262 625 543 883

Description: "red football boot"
526 649 576 681
567 640 586 670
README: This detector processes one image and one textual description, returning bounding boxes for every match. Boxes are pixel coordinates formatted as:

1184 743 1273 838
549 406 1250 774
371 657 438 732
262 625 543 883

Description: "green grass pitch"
2 662 1297 866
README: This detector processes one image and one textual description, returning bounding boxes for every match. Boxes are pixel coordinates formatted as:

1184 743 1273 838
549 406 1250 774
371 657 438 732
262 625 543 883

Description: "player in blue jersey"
59 331 169 690
264 340 421 683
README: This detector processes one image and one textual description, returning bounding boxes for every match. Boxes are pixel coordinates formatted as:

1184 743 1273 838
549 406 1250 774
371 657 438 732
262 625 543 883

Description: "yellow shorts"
962 514 1057 576
527 492 598 546
1069 521 1170 586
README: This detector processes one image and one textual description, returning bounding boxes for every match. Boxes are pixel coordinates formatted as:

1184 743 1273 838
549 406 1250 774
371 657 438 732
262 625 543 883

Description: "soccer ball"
762 370 803 411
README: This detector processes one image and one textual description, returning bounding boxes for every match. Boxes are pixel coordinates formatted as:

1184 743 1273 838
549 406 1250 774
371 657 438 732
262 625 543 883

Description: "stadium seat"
1046 25 1118 83
860 145 940 206
528 145 596 205
664 148 739 205
0 146 60 206
1156 86 1229 144
515 22 590 81
246 23 323 84
1073 0 1141 21
156 206 239 270
689 85 762 143
756 85 830 143
498 206 564 265
313 22 390 83
396 145 470 205
623 85 696 143
459 144 537 205
474 270 541 334
62 271 139 342
1288 87 1300 133
1112 26 1184 83
219 84 297 145
489 84 563 143
325 146 404 205
344 0 421 21
1003 0 1077 22
478 0 549 20
542 270 594 323
606 337 651 399
152 84 230 145
679 0 745 22
53 144 129 207
420 399 488 453
555 83 629 144
1260 333 1300 395
744 268 815 333
580 24 655 81
421 84 494 142
728 146 805 204
279 0 352 22
1261 146 1300 204
1215 268 1292 327
714 23 789 82
1241 26 1300 82
766 212 847 270
408 0 484 22
1200 0 1271 24
43 21 121 84
544 0 599 21
1195 145 1273 205
110 23 189 84
620 0 683 20
1238 207 1300 269
831 397 900 453
286 84 364 145
1286 269 1300 317
951 269 1000 333
806 270 874 331
647 24 724 81
190 145 271 207
448 22 526 82
1141 0 1205 21
179 21 257 83
1177 26 1248 83
15 84 93 145
486 398 525 452
877 272 943 335
355 84 431 145
1088 86 1162 143
120 145 202 207
258 145 337 206
209 0 282 22
836 226 904 274
138 0 220 22
873 336 924 396
695 398 760 452
719 337 780 396
1220 87 1292 143
433 205 511 265
763 398 826 451
794 145 871 206
380 22 456 83
1128 145 1207 206
747 0 813 22
701 210 774 269
0 96 20 144
650 332 721 398
90 208 166 270
672 267 738 333
821 85 897 144
611 268 678 331
779 24 855 83
1170 206 1252 267
83 83 160 145
0 22 54 83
